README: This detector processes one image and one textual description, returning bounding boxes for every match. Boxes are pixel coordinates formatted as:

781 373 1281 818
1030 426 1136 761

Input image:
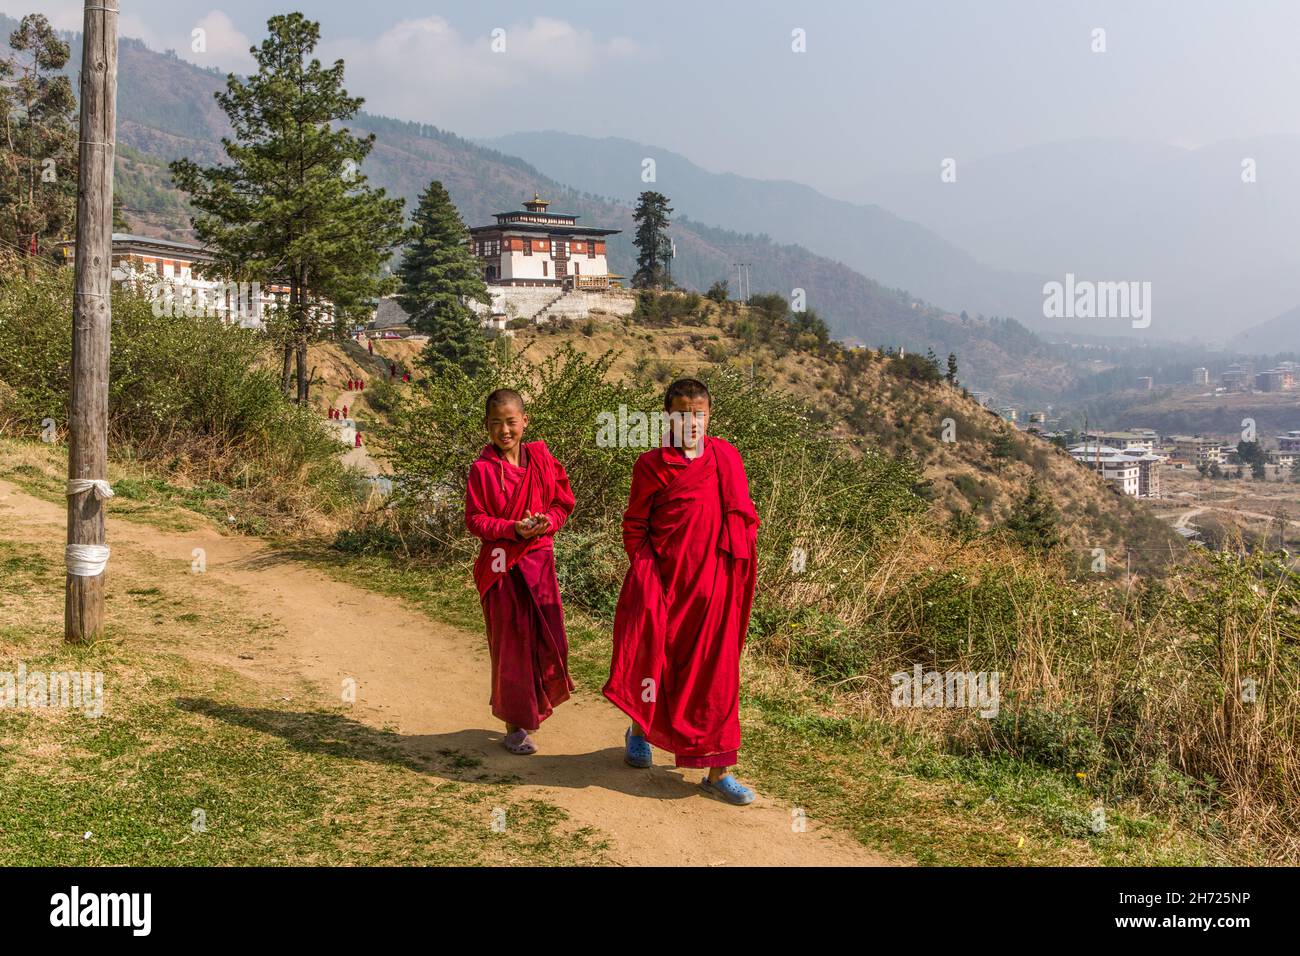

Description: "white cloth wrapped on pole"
65 544 110 577
65 479 113 575
66 478 115 500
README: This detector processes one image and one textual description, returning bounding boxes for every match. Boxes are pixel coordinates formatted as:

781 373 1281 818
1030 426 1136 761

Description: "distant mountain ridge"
1240 305 1300 354
851 136 1300 346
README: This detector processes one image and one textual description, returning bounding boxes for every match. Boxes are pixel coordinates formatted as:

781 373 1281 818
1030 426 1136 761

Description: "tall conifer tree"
170 13 405 401
632 191 673 289
396 180 489 376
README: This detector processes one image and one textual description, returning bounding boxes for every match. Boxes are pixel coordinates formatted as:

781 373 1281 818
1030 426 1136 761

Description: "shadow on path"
176 697 700 801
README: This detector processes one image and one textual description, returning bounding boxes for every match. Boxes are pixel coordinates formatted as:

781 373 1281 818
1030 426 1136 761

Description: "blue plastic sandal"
624 726 653 768
699 773 756 806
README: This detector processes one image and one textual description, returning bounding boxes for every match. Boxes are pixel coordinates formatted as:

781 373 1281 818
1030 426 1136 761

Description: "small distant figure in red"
355 432 363 447
367 339 374 355
342 404 349 418
402 372 410 383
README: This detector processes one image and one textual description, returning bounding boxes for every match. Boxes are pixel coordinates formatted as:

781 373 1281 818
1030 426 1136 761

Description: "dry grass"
748 497 1300 862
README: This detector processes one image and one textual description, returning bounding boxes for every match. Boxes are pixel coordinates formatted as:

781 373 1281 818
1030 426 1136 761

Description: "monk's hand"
515 513 548 539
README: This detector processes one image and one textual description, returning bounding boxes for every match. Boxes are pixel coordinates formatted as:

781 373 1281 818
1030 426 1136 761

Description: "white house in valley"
1068 443 1162 499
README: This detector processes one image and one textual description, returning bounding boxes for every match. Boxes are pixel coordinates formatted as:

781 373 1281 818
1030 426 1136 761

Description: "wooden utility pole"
65 0 118 643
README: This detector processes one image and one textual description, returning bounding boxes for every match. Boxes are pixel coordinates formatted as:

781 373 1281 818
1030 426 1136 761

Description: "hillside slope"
503 298 1182 570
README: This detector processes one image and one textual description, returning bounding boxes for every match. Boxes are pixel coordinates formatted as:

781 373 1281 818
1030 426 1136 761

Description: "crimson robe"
465 441 575 729
603 437 759 767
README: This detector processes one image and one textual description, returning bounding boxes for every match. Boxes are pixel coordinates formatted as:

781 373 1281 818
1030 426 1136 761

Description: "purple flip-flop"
503 729 537 755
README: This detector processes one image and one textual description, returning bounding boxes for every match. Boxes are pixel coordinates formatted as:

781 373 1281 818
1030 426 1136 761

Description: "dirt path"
0 479 890 867
324 388 382 477
315 337 406 477
1165 503 1299 530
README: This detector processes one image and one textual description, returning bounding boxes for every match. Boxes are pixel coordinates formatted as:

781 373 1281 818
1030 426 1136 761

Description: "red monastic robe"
603 437 759 767
465 441 575 729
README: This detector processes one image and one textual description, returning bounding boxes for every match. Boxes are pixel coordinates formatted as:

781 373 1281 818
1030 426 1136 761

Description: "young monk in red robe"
603 379 760 804
465 389 576 755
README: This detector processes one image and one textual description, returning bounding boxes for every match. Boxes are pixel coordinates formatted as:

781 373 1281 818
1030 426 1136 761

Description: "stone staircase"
531 289 581 323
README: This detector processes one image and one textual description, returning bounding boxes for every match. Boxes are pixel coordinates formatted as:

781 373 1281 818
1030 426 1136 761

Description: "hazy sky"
18 0 1300 199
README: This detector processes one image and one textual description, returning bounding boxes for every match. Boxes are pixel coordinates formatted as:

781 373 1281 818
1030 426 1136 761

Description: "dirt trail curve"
0 479 890 867
1166 503 1300 530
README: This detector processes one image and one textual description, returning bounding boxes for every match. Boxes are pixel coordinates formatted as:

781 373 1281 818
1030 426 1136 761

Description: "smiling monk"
465 388 575 755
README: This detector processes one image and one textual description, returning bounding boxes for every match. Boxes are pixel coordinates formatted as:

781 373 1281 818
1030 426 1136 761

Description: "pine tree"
1236 440 1268 481
946 352 959 385
946 503 982 542
632 191 673 289
111 193 130 232
0 14 77 264
990 430 1017 461
1005 480 1061 552
170 13 406 402
396 179 490 376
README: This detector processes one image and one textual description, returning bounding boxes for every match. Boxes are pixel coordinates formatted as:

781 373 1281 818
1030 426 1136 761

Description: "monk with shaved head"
465 389 575 755
604 379 761 804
